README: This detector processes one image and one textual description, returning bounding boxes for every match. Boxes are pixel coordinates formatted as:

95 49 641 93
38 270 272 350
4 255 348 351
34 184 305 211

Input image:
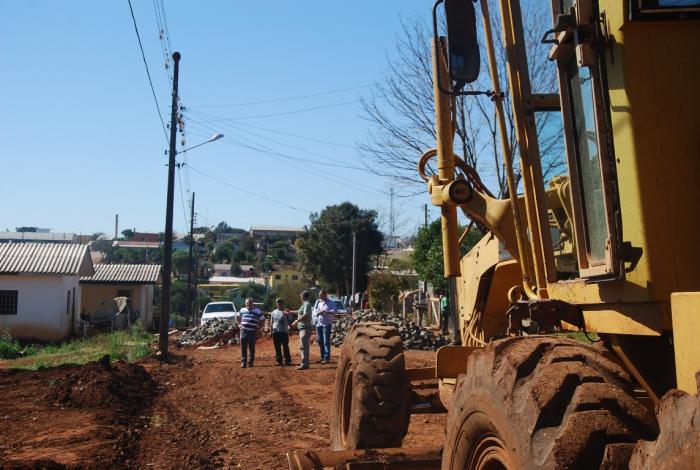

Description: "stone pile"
331 310 451 351
178 318 240 347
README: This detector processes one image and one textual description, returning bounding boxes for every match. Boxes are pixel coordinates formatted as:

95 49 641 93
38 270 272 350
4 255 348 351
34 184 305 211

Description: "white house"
0 243 94 341
80 264 161 330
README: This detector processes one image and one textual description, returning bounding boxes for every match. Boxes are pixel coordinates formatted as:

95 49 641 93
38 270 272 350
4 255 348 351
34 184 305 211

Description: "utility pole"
389 187 395 248
351 231 357 311
159 51 181 356
186 192 195 327
194 243 201 325
424 204 428 228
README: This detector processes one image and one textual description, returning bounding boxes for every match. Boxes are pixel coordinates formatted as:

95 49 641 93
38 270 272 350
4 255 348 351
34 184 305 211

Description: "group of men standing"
235 290 337 370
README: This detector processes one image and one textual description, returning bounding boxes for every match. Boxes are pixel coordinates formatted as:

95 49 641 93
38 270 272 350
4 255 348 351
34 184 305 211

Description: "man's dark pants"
272 331 292 364
240 330 257 366
441 309 450 335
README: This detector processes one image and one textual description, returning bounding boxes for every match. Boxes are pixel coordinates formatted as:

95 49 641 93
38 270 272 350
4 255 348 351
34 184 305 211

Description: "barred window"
0 290 18 315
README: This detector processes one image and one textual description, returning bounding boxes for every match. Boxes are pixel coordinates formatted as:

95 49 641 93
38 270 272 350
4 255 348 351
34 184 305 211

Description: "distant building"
216 232 244 243
112 240 161 250
269 268 308 291
239 264 256 277
0 231 77 244
213 263 232 276
207 276 265 286
0 243 93 340
80 264 161 330
132 232 160 243
249 225 304 240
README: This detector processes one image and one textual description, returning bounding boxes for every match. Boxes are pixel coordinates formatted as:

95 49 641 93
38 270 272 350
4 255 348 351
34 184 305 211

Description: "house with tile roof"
0 242 93 340
80 264 161 330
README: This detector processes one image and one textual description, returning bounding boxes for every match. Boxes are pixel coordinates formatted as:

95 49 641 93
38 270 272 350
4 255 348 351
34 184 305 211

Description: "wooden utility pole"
351 231 357 311
159 51 181 356
186 192 195 327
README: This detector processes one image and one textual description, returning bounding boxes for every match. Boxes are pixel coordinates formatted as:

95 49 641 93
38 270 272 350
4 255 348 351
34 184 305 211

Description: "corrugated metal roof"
249 225 304 233
0 231 77 242
0 242 93 276
80 264 161 284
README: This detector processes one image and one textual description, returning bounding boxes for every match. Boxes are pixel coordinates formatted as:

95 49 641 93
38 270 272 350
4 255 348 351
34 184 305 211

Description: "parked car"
331 299 349 314
200 301 238 326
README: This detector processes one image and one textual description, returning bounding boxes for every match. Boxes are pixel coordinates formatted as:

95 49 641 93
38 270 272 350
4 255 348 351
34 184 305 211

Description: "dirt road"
0 335 444 469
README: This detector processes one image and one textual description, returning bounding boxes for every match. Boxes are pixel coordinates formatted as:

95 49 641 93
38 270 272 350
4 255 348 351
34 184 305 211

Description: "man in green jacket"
292 290 313 370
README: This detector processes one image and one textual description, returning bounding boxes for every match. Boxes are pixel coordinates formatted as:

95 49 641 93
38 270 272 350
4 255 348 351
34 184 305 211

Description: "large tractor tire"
330 322 411 450
629 374 700 469
442 336 658 470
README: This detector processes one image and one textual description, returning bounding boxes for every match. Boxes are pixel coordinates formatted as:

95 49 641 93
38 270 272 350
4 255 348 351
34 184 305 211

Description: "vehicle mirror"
444 0 480 85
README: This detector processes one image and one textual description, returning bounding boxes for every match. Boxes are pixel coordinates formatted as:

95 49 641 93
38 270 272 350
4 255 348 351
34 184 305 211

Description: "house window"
274 274 281 280
292 275 299 281
117 289 132 299
0 290 18 315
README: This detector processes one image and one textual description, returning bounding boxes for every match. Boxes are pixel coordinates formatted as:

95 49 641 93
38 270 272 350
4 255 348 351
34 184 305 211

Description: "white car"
200 301 238 326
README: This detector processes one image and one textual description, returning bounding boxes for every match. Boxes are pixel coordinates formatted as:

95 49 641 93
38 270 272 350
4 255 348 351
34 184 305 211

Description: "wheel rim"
468 434 512 470
339 366 353 447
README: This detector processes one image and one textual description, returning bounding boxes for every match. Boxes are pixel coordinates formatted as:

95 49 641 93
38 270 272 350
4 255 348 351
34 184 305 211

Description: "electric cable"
126 0 168 144
188 98 372 122
184 163 312 214
187 83 380 108
184 113 368 172
186 109 356 149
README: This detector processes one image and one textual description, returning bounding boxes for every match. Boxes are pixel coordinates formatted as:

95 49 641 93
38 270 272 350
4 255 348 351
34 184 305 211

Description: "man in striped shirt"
236 298 265 368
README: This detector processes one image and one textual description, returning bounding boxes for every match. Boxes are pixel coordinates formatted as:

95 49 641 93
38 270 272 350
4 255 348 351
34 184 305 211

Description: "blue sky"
0 1 441 237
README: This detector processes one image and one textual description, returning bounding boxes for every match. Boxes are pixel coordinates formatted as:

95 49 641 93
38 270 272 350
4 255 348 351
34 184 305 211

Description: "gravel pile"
331 310 451 351
178 318 241 347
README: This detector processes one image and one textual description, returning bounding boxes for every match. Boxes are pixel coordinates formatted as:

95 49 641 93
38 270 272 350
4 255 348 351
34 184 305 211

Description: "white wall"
0 274 80 340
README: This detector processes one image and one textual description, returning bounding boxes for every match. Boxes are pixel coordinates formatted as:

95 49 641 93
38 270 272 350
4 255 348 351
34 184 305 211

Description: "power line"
187 83 380 108
177 165 189 228
186 108 356 148
152 0 173 85
188 98 369 121
184 113 368 171
185 124 386 197
126 0 168 144
184 163 312 213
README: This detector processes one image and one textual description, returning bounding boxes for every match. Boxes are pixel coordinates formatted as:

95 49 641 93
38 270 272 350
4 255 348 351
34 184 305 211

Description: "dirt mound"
45 355 157 415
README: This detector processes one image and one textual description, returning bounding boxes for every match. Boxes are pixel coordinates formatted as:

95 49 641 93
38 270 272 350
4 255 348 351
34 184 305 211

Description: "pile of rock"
331 310 451 351
178 319 240 347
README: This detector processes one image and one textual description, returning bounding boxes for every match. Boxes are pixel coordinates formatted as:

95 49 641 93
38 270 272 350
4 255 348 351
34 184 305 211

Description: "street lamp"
159 51 223 356
178 133 224 154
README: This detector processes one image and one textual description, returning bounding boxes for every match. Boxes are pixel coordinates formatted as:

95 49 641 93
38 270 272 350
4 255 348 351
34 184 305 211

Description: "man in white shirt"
313 290 337 364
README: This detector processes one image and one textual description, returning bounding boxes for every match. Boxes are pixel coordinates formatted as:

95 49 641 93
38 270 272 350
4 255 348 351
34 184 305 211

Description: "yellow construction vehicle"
287 0 700 468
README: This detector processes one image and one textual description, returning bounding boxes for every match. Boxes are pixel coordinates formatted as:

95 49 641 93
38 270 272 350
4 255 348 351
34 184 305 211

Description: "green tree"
172 251 190 278
210 241 234 264
412 220 482 292
298 202 383 296
15 226 37 232
367 271 417 311
213 221 233 234
121 229 135 240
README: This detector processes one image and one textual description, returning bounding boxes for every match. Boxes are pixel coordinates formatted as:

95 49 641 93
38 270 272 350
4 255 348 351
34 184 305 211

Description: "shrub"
0 330 21 359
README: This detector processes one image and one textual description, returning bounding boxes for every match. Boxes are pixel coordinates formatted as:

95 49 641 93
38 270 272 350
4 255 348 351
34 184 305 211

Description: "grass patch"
555 331 600 344
0 323 156 370
0 330 22 359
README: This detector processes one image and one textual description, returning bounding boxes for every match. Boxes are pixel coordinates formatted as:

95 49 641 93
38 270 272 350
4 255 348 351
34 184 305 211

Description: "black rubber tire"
442 336 658 470
629 374 700 469
330 322 411 450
